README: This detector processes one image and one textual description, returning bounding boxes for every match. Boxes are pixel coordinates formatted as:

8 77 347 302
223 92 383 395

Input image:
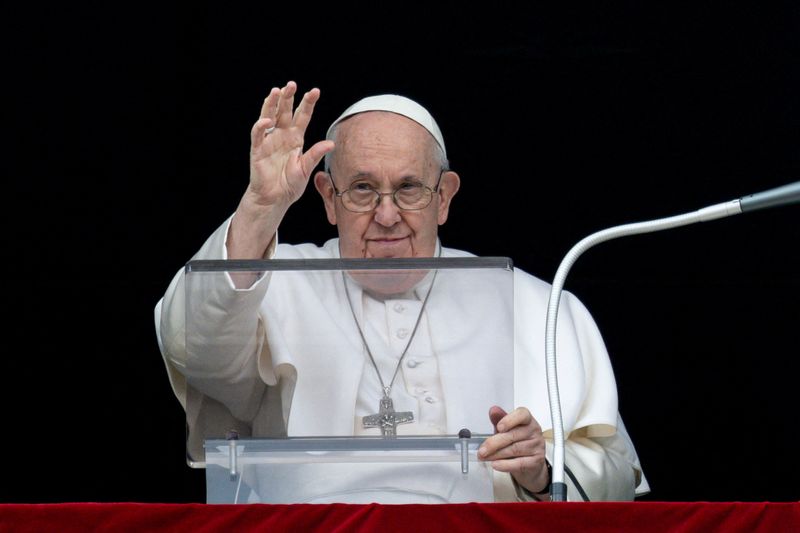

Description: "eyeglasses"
329 170 444 213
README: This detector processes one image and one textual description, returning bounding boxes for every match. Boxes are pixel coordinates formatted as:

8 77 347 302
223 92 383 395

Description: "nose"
373 193 401 227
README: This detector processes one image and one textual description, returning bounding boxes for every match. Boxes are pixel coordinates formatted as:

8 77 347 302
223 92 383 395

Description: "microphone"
458 428 472 475
544 180 799 502
739 180 800 213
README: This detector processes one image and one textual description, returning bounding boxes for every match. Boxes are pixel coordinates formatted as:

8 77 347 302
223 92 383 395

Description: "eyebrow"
345 172 425 184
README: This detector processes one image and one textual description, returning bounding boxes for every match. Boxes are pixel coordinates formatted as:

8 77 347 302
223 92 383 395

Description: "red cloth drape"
1 502 798 532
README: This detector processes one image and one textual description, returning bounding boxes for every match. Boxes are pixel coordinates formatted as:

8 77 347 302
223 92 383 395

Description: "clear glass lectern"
183 256 515 503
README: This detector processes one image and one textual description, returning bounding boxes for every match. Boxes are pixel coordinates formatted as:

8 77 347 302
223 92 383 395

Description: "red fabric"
0 502 797 533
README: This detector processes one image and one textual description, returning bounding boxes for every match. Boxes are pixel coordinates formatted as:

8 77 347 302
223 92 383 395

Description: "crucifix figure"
363 395 414 437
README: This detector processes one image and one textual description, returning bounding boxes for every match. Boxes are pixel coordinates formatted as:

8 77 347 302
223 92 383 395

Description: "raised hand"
246 81 334 209
228 81 334 262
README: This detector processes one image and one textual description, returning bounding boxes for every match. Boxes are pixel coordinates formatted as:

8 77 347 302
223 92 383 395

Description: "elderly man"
155 81 648 503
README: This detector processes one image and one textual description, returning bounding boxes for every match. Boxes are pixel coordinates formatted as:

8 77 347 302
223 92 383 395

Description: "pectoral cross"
362 395 414 437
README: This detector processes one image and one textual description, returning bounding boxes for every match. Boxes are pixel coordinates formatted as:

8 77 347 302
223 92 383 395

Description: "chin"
344 240 427 295
362 239 415 259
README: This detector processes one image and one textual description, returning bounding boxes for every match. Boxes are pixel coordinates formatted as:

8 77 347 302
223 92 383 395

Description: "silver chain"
342 265 438 397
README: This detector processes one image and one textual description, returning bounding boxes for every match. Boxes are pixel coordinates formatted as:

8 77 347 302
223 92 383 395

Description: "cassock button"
397 328 409 339
425 396 437 404
393 303 406 313
406 359 421 368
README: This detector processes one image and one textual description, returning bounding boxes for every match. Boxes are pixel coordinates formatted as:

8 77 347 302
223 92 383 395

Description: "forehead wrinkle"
334 112 438 176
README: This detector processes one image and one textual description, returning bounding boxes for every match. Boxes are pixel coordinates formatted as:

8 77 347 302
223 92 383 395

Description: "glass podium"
183 256 515 503
204 435 493 504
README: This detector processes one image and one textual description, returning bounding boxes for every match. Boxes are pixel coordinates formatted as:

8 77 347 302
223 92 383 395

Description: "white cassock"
155 216 650 503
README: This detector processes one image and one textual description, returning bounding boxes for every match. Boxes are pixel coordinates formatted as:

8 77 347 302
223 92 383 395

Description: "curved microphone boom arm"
544 180 800 502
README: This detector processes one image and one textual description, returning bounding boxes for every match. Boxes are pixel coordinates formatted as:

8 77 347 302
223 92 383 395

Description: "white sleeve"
512 269 649 501
154 215 278 422
554 414 649 501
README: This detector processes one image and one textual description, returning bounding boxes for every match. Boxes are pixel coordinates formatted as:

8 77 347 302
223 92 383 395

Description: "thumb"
488 405 508 432
301 140 335 176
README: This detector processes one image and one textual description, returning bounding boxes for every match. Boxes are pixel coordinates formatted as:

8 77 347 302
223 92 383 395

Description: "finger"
479 407 542 460
250 117 275 151
260 87 281 120
490 454 546 476
275 81 297 128
489 405 507 430
496 407 537 433
292 88 321 132
478 429 540 460
478 428 516 459
484 432 545 461
299 140 335 176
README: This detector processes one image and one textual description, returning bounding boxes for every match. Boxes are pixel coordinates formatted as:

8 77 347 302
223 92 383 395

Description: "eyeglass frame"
328 169 446 212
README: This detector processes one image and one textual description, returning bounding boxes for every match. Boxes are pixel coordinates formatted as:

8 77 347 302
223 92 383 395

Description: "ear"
313 171 337 225
436 171 460 225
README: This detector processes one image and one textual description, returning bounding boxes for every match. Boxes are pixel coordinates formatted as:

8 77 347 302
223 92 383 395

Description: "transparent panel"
182 257 514 502
204 435 493 504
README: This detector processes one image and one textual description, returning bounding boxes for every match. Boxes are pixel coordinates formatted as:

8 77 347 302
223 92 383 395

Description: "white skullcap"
326 94 446 157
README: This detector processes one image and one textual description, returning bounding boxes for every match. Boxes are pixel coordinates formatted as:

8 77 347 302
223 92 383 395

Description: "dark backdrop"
5 2 798 503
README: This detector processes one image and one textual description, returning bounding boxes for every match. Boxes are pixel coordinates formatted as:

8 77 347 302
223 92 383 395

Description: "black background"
4 2 798 503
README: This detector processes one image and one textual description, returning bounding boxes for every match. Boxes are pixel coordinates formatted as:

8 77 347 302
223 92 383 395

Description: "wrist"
515 459 553 502
533 459 553 495
228 201 284 261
